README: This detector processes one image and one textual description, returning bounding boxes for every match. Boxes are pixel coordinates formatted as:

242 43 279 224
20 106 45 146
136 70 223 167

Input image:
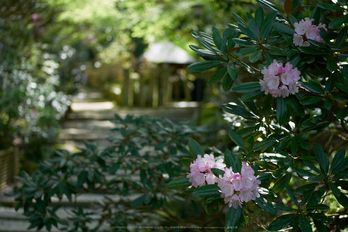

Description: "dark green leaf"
249 17 260 39
229 130 245 150
300 96 322 105
336 107 348 119
109 163 121 174
249 50 262 63
335 27 347 48
255 197 277 215
329 15 348 29
329 181 341 196
224 149 241 172
232 13 248 28
299 214 312 232
232 38 257 47
223 74 234 91
313 220 329 232
298 47 328 55
273 173 291 192
261 11 277 39
277 97 288 125
266 214 296 231
286 185 298 207
208 67 228 85
187 60 222 72
241 90 264 101
227 61 238 81
273 23 295 35
334 190 348 208
130 194 146 207
235 47 256 56
222 103 256 119
225 206 242 232
231 82 261 93
301 81 325 95
317 3 345 10
314 144 329 174
193 184 220 198
256 0 281 12
331 149 346 174
188 139 204 158
167 177 191 189
287 96 305 117
304 161 322 174
327 57 337 72
181 158 193 169
255 7 264 28
253 138 275 151
306 204 330 210
211 168 225 177
212 26 222 50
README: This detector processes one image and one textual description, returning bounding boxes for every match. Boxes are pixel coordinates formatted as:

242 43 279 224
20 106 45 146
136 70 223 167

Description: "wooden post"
139 74 146 107
151 73 159 107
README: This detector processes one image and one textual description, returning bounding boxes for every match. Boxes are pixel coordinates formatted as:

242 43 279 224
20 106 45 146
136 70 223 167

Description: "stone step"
62 120 116 130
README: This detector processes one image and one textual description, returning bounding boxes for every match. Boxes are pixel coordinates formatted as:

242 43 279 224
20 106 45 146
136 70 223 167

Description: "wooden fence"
0 147 19 192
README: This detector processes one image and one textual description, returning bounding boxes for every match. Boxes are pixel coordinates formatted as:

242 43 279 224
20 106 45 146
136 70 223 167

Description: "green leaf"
331 149 346 174
299 214 312 232
273 23 295 35
335 27 347 48
181 158 193 169
298 47 328 55
232 13 248 28
193 184 221 198
211 168 225 177
255 7 264 28
301 81 325 95
253 138 275 151
167 177 191 189
256 0 281 12
187 60 222 72
314 144 329 174
313 220 329 232
300 96 322 105
334 190 348 208
109 163 121 174
130 194 146 207
306 204 330 210
231 82 261 93
225 206 242 232
287 96 305 118
266 214 296 231
329 15 348 29
327 57 337 72
208 67 228 85
286 185 298 207
276 97 288 125
235 47 256 56
249 50 262 63
336 107 348 119
317 3 345 10
261 11 277 39
227 61 238 81
255 197 277 215
232 38 257 47
222 103 256 119
212 26 222 50
241 90 264 101
229 130 245 150
329 181 341 196
188 139 204 158
273 173 291 193
224 149 241 172
249 17 260 39
222 74 234 91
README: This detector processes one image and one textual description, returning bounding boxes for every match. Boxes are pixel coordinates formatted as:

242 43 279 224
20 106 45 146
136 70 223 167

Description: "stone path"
0 87 198 231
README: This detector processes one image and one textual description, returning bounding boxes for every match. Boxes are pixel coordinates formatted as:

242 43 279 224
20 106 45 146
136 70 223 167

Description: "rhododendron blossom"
187 154 226 188
260 60 301 98
218 162 260 209
293 17 326 47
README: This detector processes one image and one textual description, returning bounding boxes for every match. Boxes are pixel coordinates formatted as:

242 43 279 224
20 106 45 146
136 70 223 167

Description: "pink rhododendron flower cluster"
293 17 326 47
218 162 260 209
187 154 226 188
259 60 301 98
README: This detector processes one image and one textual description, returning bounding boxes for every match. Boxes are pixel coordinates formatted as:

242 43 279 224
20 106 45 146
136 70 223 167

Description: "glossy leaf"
314 144 329 174
317 3 345 10
193 184 221 198
331 149 346 174
299 214 312 232
222 74 234 91
255 197 277 215
208 67 228 85
273 173 291 192
249 49 262 63
266 214 296 231
273 23 295 35
224 149 241 172
276 97 288 125
187 60 222 72
188 139 204 158
261 11 277 39
329 15 348 29
231 82 261 93
229 130 245 150
225 206 242 232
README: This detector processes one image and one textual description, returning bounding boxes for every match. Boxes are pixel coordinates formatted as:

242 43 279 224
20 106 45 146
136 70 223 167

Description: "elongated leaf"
336 107 348 119
241 90 264 101
277 97 288 125
329 181 341 196
300 96 322 105
222 103 256 119
249 17 260 39
256 0 281 12
334 190 348 208
255 197 277 215
317 3 345 10
286 185 298 207
273 23 295 35
331 149 346 174
222 74 234 91
181 158 193 169
301 81 325 95
287 96 305 117
229 130 245 150
335 27 347 48
224 149 241 172
314 144 329 174
227 63 238 81
193 184 220 198
266 214 296 231
261 11 277 39
188 139 204 158
231 82 261 93
233 38 257 47
273 173 291 192
253 138 275 151
299 214 312 232
208 67 228 85
109 163 121 174
314 220 329 232
298 47 328 55
306 204 330 210
211 168 225 177
329 15 348 29
255 7 264 28
225 206 242 232
212 26 222 50
232 13 248 27
187 60 222 72
249 50 262 63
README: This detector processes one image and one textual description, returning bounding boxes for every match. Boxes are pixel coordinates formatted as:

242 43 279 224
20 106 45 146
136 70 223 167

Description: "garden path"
0 86 198 231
